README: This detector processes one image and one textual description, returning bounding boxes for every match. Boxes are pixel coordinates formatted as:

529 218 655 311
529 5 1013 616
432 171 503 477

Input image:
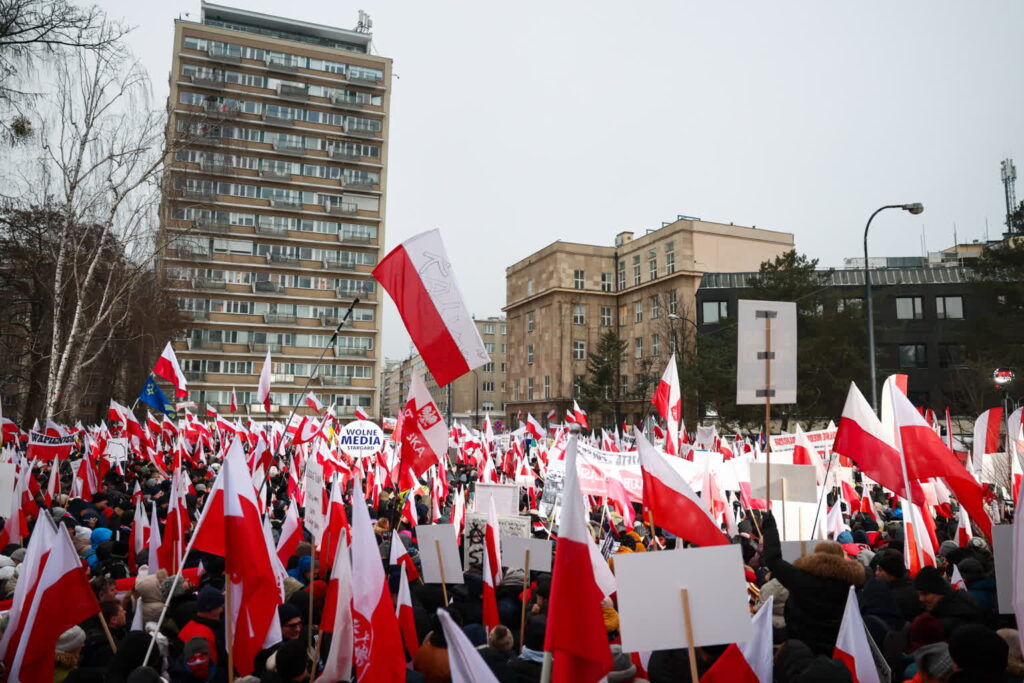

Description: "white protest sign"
780 540 815 564
750 463 818 503
104 438 129 464
464 512 530 572
473 483 520 516
736 299 797 405
993 524 1014 614
0 462 15 517
337 420 384 459
501 536 552 573
770 427 838 453
616 544 751 652
416 524 465 585
303 458 325 543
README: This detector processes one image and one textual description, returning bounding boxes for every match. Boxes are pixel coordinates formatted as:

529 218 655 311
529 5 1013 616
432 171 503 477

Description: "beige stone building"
382 317 507 429
504 217 794 427
160 2 389 418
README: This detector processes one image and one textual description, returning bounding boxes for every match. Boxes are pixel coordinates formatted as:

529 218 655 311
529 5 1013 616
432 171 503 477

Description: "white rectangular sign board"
750 462 819 503
464 513 530 573
302 458 325 543
416 524 465 585
501 536 552 573
616 544 751 652
0 462 15 518
473 483 521 516
736 299 797 405
993 524 1014 614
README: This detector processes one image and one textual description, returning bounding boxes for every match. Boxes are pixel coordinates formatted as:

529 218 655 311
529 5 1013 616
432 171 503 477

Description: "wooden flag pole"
781 478 788 542
799 505 807 556
98 610 118 653
435 539 449 606
680 588 700 682
519 548 531 651
308 552 317 652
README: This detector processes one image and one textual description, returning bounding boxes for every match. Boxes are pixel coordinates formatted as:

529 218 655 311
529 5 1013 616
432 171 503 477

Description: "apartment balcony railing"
337 288 375 301
327 146 362 161
271 139 306 155
347 74 382 87
319 315 340 327
269 196 303 209
329 94 370 111
198 159 234 174
182 309 208 320
179 187 218 201
174 247 213 260
184 370 206 382
259 167 292 180
248 342 282 353
253 281 284 293
323 201 358 216
266 57 301 73
203 101 240 117
193 278 227 291
207 47 241 64
264 313 298 324
318 375 353 386
262 110 295 126
344 125 382 140
277 83 309 100
341 178 379 191
267 253 300 265
338 231 374 244
334 347 371 358
324 259 362 271
192 74 225 88
196 216 232 233
256 222 290 236
271 373 296 383
187 339 223 351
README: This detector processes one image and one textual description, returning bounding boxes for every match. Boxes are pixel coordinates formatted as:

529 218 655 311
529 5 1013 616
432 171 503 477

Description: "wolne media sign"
337 420 385 459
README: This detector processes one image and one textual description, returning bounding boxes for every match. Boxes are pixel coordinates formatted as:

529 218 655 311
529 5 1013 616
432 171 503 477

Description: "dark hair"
100 598 123 621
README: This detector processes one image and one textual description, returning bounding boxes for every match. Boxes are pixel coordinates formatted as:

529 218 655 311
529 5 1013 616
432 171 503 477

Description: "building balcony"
256 222 290 236
270 196 303 209
337 288 374 301
277 83 309 100
323 201 358 216
329 94 370 111
327 146 362 161
182 309 208 320
193 278 227 291
179 187 217 201
341 178 379 191
324 259 361 271
319 315 340 327
192 74 225 88
203 101 240 117
253 281 284 293
267 253 300 265
347 74 382 87
184 370 206 382
248 342 282 353
272 139 306 155
173 247 213 260
198 159 234 174
265 57 301 73
318 375 353 386
271 373 296 383
264 313 298 324
193 131 226 145
334 347 371 358
186 339 223 351
344 125 382 140
262 110 295 126
338 231 374 244
195 217 232 233
259 167 292 180
207 47 241 64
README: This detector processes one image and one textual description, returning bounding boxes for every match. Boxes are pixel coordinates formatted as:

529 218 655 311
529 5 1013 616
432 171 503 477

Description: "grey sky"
101 0 1024 359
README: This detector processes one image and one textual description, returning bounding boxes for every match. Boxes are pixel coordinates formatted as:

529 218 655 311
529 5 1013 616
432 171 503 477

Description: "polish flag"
147 502 163 575
351 476 405 680
971 408 1003 480
451 488 465 544
206 404 219 418
544 436 613 683
230 387 238 413
605 475 636 528
317 536 353 683
306 391 324 413
257 349 273 413
861 491 878 523
701 595 774 683
525 413 544 441
320 478 350 575
354 406 370 420
951 564 966 591
437 607 500 683
572 400 589 430
131 499 150 568
482 498 502 630
841 481 860 514
395 567 419 659
389 533 420 582
651 354 682 455
889 383 992 541
793 425 826 484
956 505 974 547
400 373 448 478
152 342 188 398
276 499 302 567
833 586 881 683
190 437 282 676
902 500 937 575
373 229 490 386
1012 471 1024 658
636 429 728 547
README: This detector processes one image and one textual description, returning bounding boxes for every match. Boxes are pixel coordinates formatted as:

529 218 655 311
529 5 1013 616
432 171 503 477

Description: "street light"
864 203 924 410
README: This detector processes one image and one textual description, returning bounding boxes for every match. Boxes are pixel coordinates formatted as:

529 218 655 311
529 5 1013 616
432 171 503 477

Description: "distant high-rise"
160 2 391 418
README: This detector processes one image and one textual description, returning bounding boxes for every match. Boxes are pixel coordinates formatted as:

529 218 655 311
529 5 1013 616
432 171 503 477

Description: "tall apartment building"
381 317 508 427
161 2 390 418
504 217 793 427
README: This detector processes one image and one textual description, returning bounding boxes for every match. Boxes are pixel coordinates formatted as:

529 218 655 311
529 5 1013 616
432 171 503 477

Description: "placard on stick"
749 463 818 503
464 513 530 572
615 544 751 652
0 462 15 517
302 458 325 544
473 483 521 516
416 524 464 585
992 524 1014 614
736 299 797 405
501 536 552 573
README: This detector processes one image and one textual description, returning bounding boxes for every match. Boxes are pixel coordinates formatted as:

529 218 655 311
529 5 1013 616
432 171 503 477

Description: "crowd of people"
0 435 1020 683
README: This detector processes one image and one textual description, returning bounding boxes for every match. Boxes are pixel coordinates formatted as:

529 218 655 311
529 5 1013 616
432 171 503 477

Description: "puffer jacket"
135 570 170 625
762 511 866 655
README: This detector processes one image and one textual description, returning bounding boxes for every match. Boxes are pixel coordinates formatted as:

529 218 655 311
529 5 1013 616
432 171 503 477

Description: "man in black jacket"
914 566 983 637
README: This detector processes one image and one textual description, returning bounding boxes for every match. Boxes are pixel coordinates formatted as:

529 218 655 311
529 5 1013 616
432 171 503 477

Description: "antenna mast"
1002 158 1018 235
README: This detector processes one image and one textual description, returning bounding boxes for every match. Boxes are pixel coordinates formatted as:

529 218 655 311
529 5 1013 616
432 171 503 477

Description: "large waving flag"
701 596 774 683
833 383 914 501
373 229 490 386
317 536 353 683
482 497 502 630
833 586 881 683
438 608 499 683
257 349 273 413
138 376 177 417
400 373 448 478
151 342 188 397
651 353 682 454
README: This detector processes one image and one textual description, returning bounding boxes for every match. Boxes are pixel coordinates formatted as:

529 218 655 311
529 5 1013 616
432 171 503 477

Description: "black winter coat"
930 589 983 636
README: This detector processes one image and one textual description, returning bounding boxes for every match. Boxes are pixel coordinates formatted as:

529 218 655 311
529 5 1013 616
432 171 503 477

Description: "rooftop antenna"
356 10 373 33
1002 158 1017 233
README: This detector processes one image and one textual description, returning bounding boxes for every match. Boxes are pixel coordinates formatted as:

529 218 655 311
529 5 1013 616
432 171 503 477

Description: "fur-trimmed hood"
793 552 866 586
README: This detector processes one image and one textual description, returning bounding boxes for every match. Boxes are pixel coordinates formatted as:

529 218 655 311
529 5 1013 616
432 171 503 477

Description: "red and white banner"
152 342 188 398
769 426 837 452
26 430 75 460
373 229 490 386
651 354 682 455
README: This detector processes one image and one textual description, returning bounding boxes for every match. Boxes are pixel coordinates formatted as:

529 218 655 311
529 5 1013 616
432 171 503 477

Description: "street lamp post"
471 369 480 428
864 203 924 410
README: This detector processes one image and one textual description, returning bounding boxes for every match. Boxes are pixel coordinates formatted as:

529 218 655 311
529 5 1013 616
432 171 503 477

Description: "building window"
668 290 678 315
617 261 626 291
573 340 586 361
527 310 535 332
838 297 862 312
632 255 641 286
939 343 966 368
936 296 963 320
481 401 495 411
544 375 551 399
500 324 507 334
702 300 728 324
652 333 661 356
501 362 507 372
651 296 661 319
573 269 585 289
527 345 534 365
573 304 586 325
898 343 928 369
665 242 675 274
485 342 496 353
600 306 612 326
573 375 584 398
634 301 643 323
482 362 495 372
527 377 535 400
526 279 534 296
648 249 657 280
482 381 495 392
635 337 643 359
501 344 506 353
895 296 923 320
621 375 628 393
601 272 613 292
514 380 520 401
483 323 495 335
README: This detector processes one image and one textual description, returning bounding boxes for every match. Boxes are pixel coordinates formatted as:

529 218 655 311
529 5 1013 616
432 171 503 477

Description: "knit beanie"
913 566 949 596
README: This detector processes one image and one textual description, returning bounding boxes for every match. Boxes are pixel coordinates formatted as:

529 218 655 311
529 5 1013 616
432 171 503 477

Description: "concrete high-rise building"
160 2 390 418
504 217 794 427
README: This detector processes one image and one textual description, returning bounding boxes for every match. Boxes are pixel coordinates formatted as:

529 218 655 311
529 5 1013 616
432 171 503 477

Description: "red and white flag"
545 436 612 682
636 429 728 547
152 342 188 398
396 565 419 659
373 229 490 386
572 400 589 430
701 595 774 683
437 607 500 683
276 499 302 567
389 533 420 582
971 407 1003 480
956 505 974 547
1012 471 1024 658
833 383 913 501
257 349 273 413
833 586 881 683
651 354 682 455
482 497 502 631
306 391 324 413
525 413 544 441
793 424 826 485
230 387 238 413
951 564 966 591
400 373 448 478
317 535 354 683
354 406 370 420
351 477 405 680
147 501 163 575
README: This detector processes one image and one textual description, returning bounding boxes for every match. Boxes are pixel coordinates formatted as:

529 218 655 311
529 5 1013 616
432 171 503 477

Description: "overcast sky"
102 0 1024 359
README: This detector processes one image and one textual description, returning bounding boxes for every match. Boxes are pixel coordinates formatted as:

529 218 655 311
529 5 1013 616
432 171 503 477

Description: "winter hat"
196 585 224 612
957 557 985 583
913 566 949 596
56 625 87 653
51 507 68 524
183 636 210 658
160 576 188 601
608 644 637 683
278 602 302 624
794 656 853 682
75 526 92 541
874 550 905 578
948 624 1008 674
938 540 960 558
813 541 845 557
913 642 954 680
909 613 945 652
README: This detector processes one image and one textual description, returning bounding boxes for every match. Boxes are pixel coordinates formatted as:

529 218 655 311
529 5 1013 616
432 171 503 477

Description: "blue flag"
138 376 177 418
